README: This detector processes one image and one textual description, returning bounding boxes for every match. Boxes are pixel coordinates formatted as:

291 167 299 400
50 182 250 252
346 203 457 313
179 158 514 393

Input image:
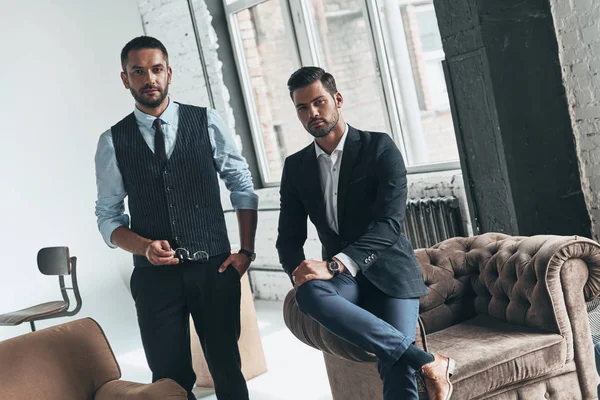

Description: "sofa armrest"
283 288 428 362
538 237 600 400
94 379 187 400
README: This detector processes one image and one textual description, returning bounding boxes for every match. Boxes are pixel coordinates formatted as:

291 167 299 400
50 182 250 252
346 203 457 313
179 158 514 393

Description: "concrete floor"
116 299 333 400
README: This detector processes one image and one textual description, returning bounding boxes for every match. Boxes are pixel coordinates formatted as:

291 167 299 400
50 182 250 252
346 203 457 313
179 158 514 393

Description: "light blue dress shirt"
95 99 258 248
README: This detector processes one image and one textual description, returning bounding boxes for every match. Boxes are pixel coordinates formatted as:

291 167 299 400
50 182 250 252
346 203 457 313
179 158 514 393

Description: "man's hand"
218 253 251 277
144 240 179 266
292 260 335 289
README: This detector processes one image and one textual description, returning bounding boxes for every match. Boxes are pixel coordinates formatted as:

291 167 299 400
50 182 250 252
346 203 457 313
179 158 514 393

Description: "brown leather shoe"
419 354 455 400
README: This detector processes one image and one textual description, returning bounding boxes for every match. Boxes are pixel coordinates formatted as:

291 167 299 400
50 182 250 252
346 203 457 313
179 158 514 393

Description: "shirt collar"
314 123 349 159
133 97 178 129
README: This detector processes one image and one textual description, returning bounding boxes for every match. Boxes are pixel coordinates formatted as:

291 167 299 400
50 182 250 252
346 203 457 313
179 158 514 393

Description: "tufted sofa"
283 233 600 399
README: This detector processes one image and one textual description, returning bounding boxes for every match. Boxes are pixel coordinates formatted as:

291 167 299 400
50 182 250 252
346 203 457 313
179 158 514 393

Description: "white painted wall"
0 0 153 381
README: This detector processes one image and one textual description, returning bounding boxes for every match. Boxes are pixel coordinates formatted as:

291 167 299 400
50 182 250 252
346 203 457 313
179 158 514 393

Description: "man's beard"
307 111 339 138
131 85 169 108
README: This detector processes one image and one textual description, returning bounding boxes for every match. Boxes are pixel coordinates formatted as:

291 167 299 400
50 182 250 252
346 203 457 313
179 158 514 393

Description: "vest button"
170 204 175 208
163 170 168 175
172 220 176 225
167 187 172 191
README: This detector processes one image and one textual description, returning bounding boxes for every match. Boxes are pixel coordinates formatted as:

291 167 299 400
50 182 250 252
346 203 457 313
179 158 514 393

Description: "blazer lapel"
337 126 361 232
301 144 328 225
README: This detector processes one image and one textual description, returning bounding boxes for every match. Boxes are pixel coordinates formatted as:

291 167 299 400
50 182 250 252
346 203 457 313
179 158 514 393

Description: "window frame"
223 0 460 185
225 0 303 186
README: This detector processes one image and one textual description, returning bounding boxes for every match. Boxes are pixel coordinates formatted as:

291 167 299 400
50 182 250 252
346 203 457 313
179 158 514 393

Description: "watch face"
328 260 340 272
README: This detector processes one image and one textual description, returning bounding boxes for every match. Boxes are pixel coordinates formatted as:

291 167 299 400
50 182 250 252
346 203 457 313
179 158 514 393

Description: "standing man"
276 66 455 400
95 36 257 400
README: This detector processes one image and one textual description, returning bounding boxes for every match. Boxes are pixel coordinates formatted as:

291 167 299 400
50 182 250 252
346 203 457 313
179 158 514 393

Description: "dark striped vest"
111 103 230 267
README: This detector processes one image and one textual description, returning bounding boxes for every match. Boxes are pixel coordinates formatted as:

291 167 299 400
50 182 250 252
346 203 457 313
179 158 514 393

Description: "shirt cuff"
335 252 358 277
99 216 129 249
230 191 259 210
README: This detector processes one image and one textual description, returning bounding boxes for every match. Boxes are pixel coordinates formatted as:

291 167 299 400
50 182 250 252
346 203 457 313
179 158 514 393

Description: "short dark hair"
120 36 169 71
287 66 338 99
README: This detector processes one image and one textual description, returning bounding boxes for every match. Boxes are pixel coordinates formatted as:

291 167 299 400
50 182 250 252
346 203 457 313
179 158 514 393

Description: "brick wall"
136 0 239 146
550 0 600 239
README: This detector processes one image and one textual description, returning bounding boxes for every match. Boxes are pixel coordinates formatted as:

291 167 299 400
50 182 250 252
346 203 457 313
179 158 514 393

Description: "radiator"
403 196 464 249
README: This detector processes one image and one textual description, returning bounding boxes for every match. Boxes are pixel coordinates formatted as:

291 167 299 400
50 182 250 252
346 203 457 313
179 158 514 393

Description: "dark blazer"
276 125 428 299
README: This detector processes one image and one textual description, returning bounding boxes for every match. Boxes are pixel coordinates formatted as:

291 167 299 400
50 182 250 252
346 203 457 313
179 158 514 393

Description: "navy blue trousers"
295 271 421 400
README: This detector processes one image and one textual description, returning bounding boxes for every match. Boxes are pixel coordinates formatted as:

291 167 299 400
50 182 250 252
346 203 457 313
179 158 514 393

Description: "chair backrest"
37 246 71 275
34 246 83 322
0 318 120 400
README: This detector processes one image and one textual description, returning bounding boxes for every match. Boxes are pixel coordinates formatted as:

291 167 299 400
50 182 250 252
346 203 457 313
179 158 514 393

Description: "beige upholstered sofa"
0 318 187 400
284 233 600 399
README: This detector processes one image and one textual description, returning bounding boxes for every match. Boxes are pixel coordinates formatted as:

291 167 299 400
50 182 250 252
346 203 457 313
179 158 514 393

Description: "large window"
231 0 307 181
309 0 389 135
225 0 459 185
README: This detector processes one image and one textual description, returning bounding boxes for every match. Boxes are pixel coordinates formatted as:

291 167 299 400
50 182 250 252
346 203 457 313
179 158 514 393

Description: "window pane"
309 0 389 134
379 0 458 164
235 1 311 183
415 8 442 53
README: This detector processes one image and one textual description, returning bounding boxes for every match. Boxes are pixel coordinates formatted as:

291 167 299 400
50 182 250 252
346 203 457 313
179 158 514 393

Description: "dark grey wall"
436 0 591 237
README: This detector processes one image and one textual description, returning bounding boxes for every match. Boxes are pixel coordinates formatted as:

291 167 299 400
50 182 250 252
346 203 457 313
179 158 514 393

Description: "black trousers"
130 252 248 400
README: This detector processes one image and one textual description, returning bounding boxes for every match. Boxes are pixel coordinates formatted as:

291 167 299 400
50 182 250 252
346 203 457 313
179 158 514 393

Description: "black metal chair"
0 247 82 331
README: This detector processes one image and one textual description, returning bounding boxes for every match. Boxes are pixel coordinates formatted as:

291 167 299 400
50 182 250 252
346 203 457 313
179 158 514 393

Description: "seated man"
276 66 455 400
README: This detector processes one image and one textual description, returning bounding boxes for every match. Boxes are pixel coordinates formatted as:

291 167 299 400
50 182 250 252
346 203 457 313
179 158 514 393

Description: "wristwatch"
238 249 256 262
326 258 341 277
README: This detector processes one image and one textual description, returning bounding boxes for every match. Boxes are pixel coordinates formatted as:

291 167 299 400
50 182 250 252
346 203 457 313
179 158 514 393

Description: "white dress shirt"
314 124 359 276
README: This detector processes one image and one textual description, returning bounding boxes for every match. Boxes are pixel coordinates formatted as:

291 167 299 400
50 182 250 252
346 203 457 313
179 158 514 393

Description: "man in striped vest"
94 36 258 400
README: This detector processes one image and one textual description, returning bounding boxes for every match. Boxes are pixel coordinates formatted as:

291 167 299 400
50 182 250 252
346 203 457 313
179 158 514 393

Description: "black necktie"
152 118 167 162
